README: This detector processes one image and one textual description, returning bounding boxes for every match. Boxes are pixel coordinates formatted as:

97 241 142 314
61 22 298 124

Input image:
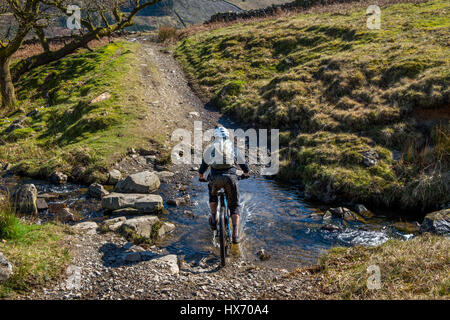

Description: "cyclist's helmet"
213 126 230 139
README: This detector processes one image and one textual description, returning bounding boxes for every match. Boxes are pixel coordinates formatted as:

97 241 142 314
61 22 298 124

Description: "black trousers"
208 174 240 216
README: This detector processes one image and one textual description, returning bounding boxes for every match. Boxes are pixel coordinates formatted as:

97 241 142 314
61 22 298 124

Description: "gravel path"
18 39 321 300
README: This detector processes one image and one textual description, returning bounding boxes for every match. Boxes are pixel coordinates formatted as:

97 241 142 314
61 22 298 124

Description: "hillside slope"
0 42 153 184
175 0 450 212
227 0 293 10
129 0 243 29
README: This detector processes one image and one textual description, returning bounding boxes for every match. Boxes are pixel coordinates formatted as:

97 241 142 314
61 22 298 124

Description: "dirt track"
16 39 321 300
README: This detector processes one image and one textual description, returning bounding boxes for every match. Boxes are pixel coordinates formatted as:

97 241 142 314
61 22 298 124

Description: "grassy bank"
291 234 450 299
0 201 71 298
175 0 449 212
0 41 151 184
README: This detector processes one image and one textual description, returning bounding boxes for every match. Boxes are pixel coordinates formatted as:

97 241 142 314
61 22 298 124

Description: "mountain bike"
200 175 248 267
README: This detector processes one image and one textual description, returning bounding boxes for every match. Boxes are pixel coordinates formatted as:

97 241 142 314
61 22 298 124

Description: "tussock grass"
295 234 450 299
0 41 152 184
157 25 178 43
0 200 71 298
175 0 450 211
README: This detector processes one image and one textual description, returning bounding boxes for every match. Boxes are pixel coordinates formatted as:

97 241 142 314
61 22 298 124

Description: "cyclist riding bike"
199 126 249 244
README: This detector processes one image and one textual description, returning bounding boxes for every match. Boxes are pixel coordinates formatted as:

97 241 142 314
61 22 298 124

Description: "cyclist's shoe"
232 230 241 244
209 215 217 231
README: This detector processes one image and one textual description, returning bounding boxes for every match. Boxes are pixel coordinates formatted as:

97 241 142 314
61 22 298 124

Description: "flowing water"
162 176 414 270
2 170 415 270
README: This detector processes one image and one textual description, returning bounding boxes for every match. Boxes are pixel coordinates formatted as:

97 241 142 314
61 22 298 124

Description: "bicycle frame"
218 192 232 240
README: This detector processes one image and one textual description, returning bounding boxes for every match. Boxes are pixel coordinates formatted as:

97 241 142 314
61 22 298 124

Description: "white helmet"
214 126 230 139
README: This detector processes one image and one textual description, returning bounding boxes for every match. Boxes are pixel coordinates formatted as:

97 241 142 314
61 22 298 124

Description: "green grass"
290 234 450 299
0 201 71 298
175 0 450 211
0 41 151 184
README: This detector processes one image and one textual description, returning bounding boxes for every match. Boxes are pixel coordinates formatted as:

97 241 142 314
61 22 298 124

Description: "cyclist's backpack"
210 139 235 170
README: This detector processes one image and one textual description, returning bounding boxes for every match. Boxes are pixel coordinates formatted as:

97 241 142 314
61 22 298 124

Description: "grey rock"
36 198 48 211
73 221 98 235
88 183 109 199
361 151 378 167
102 193 163 213
355 204 369 215
65 265 82 290
152 255 179 275
321 224 342 232
114 171 160 194
119 216 160 238
124 252 141 263
138 148 157 156
323 211 333 221
107 169 122 185
71 166 85 180
329 207 357 221
56 207 76 223
167 194 190 207
257 249 271 261
103 217 126 232
112 208 139 216
50 171 68 185
0 252 13 283
158 222 175 238
419 209 450 236
145 155 157 164
155 171 174 182
155 165 169 172
14 184 38 215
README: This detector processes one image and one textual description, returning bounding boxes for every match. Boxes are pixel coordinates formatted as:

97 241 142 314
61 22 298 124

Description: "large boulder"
419 209 450 236
14 184 38 215
102 193 163 213
119 216 160 239
0 252 13 283
88 183 109 199
107 169 122 185
114 171 160 194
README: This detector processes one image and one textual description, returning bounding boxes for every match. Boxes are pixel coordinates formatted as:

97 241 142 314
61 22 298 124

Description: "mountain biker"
199 126 249 244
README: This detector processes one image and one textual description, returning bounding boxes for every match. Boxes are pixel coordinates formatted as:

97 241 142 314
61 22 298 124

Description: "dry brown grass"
292 234 450 299
157 25 178 43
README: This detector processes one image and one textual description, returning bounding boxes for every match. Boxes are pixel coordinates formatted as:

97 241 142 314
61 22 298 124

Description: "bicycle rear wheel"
219 206 227 267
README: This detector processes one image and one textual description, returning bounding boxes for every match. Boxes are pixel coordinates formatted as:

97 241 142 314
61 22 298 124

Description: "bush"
158 26 178 43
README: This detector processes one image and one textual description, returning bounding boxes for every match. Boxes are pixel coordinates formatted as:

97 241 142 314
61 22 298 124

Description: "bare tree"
13 0 162 78
0 0 161 110
0 0 44 109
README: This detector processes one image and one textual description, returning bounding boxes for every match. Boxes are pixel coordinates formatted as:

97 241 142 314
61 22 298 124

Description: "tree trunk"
35 27 50 52
0 56 16 109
